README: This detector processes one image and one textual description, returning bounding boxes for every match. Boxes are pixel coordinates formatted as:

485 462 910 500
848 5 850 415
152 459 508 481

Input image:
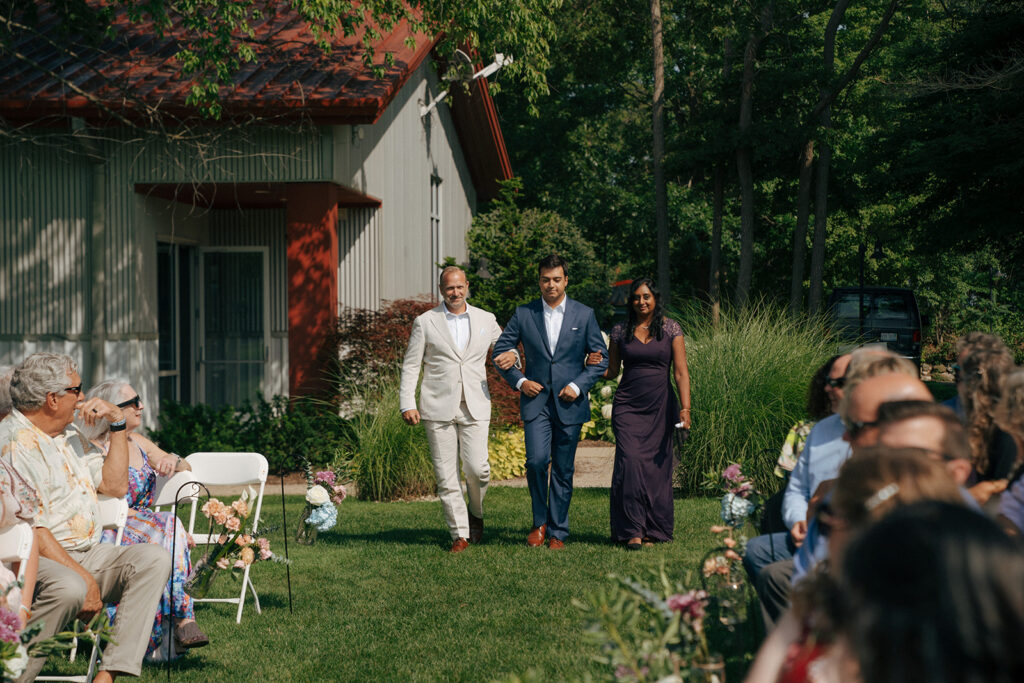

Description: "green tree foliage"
464 181 612 325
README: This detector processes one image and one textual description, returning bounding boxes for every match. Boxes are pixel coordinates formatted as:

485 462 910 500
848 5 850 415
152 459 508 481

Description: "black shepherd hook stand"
280 473 293 614
165 478 210 679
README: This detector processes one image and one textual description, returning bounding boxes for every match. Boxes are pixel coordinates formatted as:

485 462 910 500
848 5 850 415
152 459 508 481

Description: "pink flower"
722 464 743 483
213 511 229 525
0 607 20 644
233 559 245 569
731 481 754 497
257 537 270 551
332 484 347 501
667 589 708 624
314 470 336 486
217 534 229 545
724 549 742 562
216 557 231 570
201 498 224 517
709 525 728 534
236 534 254 547
723 537 737 548
231 499 250 518
225 516 241 532
259 548 273 561
240 547 255 566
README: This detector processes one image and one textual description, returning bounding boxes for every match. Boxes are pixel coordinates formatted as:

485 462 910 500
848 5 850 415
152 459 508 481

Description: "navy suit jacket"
493 297 609 424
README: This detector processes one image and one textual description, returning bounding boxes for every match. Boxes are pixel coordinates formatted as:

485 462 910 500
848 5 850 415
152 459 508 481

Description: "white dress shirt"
444 304 471 351
516 297 579 396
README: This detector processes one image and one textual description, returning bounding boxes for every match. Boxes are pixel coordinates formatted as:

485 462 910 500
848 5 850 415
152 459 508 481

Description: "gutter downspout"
72 118 106 385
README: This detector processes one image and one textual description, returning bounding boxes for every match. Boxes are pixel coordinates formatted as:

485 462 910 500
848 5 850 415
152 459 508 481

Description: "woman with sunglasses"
77 379 207 659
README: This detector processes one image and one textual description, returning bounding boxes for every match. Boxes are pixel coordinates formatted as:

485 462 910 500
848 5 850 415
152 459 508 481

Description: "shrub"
463 180 613 326
488 427 526 480
487 361 522 429
348 372 435 501
150 396 353 473
580 376 617 443
670 302 837 496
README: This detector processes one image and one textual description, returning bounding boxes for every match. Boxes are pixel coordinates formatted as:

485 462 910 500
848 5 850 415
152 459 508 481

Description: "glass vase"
689 653 725 683
183 556 219 599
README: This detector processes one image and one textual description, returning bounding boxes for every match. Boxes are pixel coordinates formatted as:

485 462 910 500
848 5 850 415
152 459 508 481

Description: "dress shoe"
468 512 484 544
626 537 642 551
526 524 547 547
450 537 469 553
548 538 565 550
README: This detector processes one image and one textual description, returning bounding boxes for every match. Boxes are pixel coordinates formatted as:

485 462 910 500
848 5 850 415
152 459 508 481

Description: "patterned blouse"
0 409 105 551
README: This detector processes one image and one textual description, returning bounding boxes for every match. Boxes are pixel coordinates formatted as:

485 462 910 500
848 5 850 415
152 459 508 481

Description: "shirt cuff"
515 378 526 390
400 406 415 414
568 382 581 396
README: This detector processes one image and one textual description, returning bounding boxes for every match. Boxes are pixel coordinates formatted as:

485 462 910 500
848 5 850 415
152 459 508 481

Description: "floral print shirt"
0 409 105 551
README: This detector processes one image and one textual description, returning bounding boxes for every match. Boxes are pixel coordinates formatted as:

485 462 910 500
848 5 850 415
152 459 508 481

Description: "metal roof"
0 2 436 124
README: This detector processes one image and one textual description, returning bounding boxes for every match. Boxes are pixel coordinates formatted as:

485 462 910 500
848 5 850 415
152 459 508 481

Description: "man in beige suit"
400 266 517 552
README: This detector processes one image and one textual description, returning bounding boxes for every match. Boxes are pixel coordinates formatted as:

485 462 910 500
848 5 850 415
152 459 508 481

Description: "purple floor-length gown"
609 318 682 542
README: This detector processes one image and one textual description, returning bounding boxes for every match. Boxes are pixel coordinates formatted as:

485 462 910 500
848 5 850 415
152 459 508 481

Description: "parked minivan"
827 287 924 363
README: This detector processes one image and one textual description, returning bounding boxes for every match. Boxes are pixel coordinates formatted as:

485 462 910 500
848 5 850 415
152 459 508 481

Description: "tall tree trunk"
789 139 814 314
734 31 760 308
651 0 671 303
710 162 724 326
807 0 850 314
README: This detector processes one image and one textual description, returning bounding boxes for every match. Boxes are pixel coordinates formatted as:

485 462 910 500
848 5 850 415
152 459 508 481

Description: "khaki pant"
423 401 490 540
22 542 170 680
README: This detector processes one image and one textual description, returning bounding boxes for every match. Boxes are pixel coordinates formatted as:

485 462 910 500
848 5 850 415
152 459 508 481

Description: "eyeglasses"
63 384 83 396
116 395 142 410
826 376 846 388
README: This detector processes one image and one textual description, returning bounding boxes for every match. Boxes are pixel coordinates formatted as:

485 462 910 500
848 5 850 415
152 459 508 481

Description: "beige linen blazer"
399 303 503 422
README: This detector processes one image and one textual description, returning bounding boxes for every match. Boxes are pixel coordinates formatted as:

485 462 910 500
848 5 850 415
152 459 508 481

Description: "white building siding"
338 207 382 312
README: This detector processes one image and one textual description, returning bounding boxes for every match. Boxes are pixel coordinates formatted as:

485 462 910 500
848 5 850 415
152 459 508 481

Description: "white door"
198 248 270 407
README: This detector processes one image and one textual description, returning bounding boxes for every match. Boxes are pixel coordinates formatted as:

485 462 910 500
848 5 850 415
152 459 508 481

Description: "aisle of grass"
42 489 728 681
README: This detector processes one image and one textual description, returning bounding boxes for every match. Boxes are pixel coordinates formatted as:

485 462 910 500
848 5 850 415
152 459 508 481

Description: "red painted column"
285 183 339 397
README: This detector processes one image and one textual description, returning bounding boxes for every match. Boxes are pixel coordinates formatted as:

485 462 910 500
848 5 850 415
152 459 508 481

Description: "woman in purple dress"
600 278 690 549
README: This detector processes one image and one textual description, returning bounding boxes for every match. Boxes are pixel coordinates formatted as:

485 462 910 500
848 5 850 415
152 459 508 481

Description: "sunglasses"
843 418 879 439
63 384 83 396
117 395 142 410
826 376 846 388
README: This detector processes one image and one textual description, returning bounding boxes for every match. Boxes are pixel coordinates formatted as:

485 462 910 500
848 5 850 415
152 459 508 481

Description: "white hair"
75 378 132 442
10 353 79 411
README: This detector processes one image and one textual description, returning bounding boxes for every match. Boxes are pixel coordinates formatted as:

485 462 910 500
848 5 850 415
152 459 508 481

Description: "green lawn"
41 489 752 681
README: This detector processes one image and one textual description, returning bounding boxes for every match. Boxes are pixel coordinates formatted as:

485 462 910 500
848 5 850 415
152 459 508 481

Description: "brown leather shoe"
468 513 483 544
548 538 565 550
526 524 547 547
450 538 469 553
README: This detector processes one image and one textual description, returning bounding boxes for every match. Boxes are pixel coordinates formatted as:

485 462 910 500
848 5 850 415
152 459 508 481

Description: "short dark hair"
538 254 568 277
875 400 970 462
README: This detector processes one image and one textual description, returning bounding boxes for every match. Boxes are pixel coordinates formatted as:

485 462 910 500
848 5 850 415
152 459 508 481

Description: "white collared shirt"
444 304 471 351
543 298 566 352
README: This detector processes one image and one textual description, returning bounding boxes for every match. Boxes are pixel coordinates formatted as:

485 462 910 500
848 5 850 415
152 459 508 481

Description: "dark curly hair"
807 355 840 420
624 278 665 343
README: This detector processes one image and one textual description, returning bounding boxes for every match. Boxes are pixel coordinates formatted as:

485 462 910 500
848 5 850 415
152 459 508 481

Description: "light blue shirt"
1000 476 1024 534
781 414 851 530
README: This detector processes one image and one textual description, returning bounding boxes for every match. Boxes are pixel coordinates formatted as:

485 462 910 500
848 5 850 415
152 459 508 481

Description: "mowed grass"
42 489 726 681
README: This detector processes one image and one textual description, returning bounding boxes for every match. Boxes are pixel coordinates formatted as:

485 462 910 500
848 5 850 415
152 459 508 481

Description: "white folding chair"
0 522 33 582
184 452 268 624
37 495 129 683
151 470 201 510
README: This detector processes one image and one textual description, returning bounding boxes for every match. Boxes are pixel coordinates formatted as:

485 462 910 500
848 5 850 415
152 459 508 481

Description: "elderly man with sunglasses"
0 353 169 683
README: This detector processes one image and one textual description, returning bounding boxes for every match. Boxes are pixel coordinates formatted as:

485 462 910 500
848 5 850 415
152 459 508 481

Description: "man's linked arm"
492 309 526 389
571 310 609 395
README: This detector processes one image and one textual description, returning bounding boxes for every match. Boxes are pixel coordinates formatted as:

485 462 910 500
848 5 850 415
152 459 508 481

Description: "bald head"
843 373 933 448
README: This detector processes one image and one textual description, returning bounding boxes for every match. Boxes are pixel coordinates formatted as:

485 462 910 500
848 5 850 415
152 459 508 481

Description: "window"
430 175 442 290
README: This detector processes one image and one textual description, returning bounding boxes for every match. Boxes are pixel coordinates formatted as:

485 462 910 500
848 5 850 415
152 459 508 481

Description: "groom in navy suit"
493 254 608 548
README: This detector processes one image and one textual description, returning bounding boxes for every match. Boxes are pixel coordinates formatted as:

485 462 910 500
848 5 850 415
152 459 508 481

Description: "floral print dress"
101 447 193 659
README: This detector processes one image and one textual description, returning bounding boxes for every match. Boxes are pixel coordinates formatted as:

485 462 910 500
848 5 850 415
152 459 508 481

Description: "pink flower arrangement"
0 607 20 644
314 470 336 487
667 589 708 625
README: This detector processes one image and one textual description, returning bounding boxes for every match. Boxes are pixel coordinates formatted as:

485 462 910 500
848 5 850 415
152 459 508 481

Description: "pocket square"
572 327 579 331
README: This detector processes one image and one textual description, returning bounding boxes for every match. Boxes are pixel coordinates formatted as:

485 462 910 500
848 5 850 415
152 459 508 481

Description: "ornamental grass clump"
671 301 836 496
347 372 435 501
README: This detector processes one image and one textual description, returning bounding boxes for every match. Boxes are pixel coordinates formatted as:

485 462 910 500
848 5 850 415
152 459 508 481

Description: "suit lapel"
533 300 552 358
430 305 462 357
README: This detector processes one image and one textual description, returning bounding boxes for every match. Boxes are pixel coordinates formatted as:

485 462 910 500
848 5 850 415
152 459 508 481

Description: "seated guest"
994 369 1024 535
742 355 851 594
875 400 975 492
745 447 967 683
78 379 206 658
841 501 1024 683
0 456 41 627
958 347 1016 505
752 350 920 628
943 331 1009 419
0 353 170 682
